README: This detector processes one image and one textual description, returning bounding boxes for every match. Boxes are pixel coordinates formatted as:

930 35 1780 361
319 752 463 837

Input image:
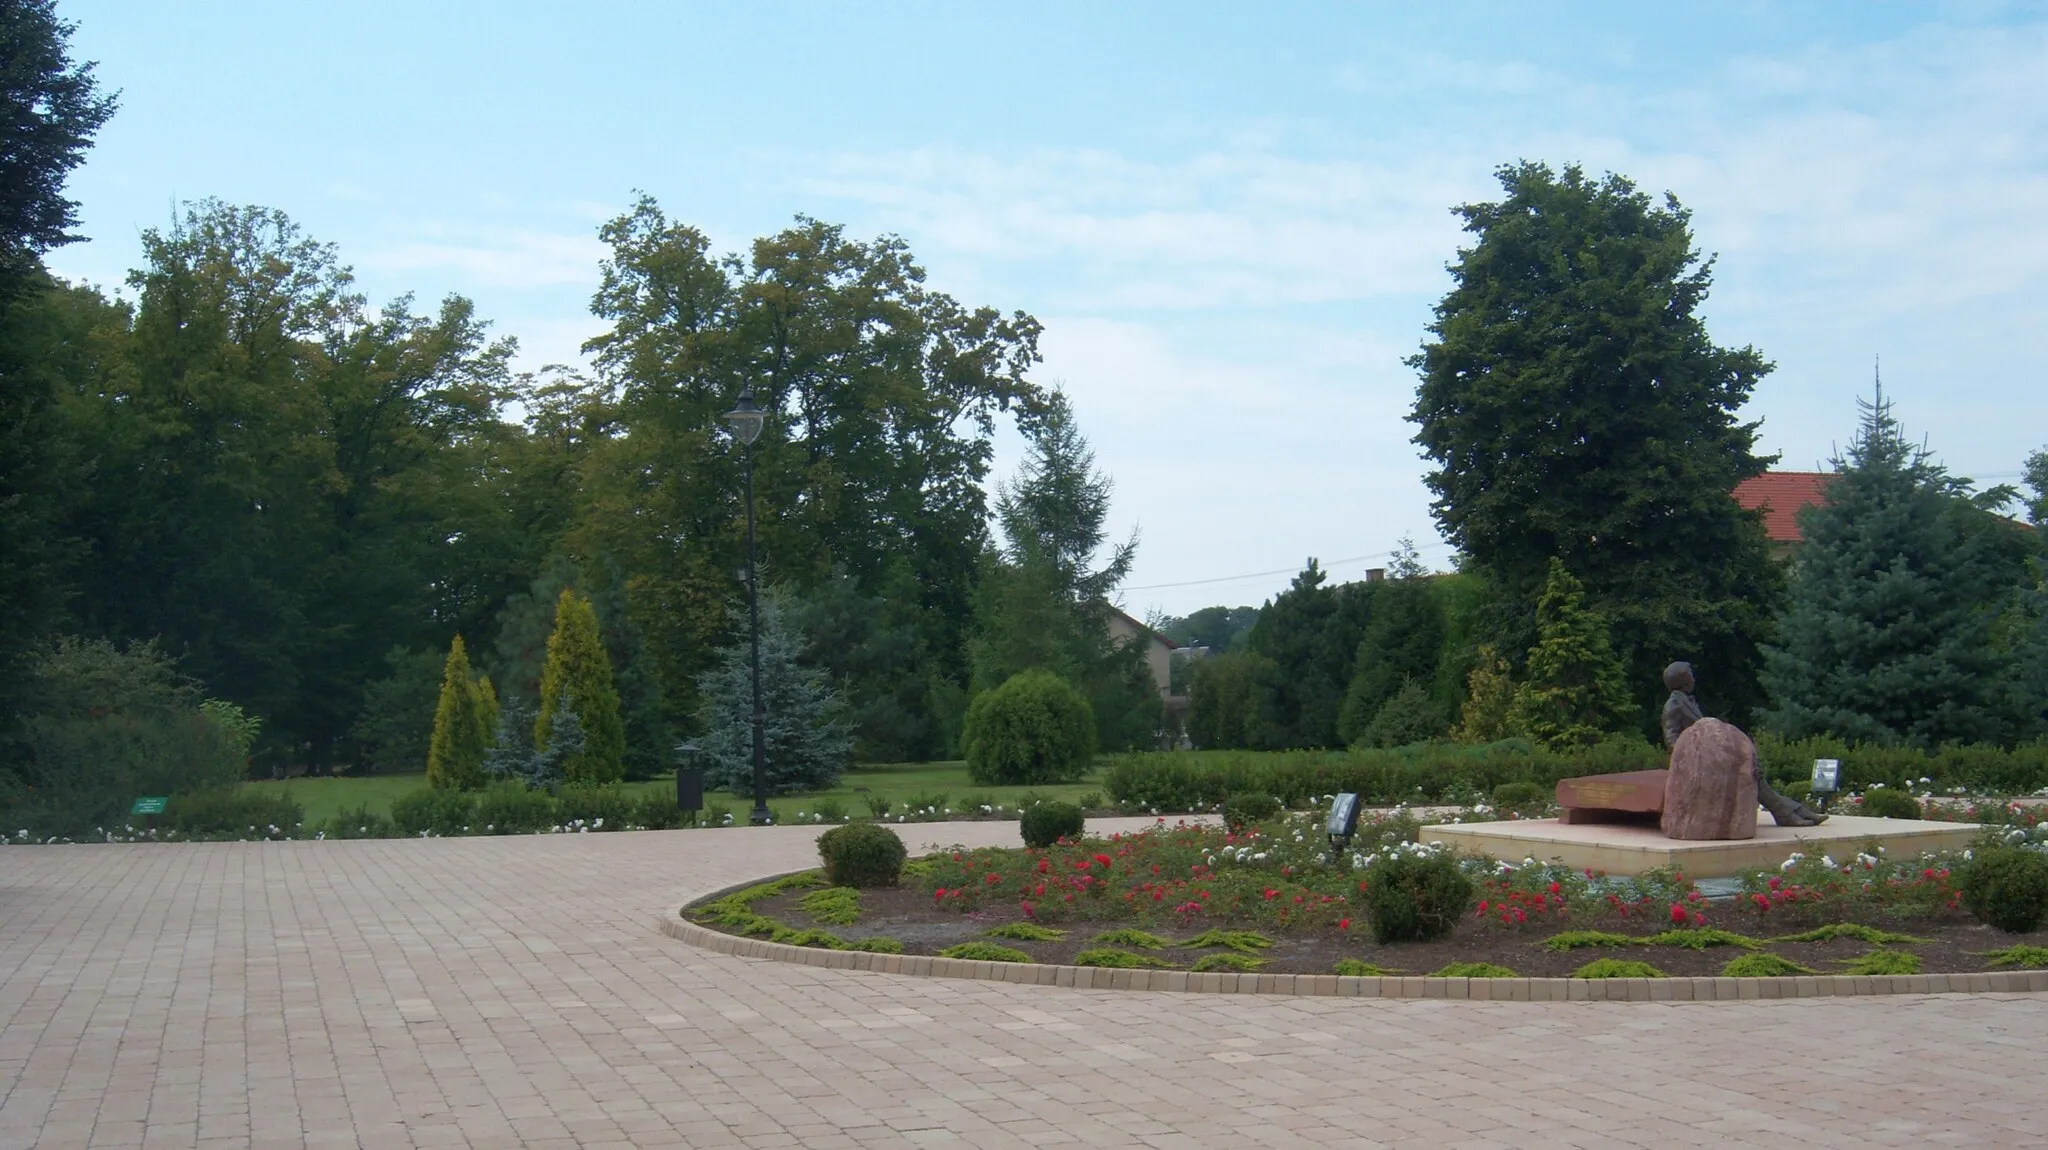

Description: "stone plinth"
1555 770 1669 825
1418 814 1979 878
1661 718 1758 840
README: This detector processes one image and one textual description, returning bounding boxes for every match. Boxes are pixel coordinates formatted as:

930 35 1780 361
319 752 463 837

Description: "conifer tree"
1455 645 1517 744
1508 559 1633 749
1761 391 2033 746
696 595 850 794
536 589 626 784
427 636 496 789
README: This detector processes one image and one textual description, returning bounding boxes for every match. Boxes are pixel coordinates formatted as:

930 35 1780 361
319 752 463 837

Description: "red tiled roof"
1733 471 1835 543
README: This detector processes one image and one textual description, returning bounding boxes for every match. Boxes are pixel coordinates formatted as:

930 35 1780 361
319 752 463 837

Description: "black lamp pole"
724 386 772 826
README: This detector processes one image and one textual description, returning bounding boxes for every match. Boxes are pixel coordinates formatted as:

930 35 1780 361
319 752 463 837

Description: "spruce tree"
427 636 496 790
1761 392 2031 746
1508 559 1633 750
1338 539 1446 745
696 595 850 795
536 589 626 784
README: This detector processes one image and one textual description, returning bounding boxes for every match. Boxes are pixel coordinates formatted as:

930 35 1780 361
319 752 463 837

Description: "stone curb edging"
660 905 2048 1002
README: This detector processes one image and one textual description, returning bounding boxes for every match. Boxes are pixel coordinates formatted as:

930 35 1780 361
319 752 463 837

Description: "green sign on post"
131 796 168 816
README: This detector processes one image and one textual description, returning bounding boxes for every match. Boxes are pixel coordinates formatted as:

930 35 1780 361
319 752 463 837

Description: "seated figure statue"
1661 661 1824 828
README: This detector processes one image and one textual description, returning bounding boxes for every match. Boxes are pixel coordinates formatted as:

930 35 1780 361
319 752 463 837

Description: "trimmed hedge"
1104 737 1662 810
1105 734 2048 810
817 822 907 888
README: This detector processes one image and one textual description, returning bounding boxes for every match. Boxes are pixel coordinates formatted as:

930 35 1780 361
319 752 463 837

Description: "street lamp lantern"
726 384 772 826
724 387 766 446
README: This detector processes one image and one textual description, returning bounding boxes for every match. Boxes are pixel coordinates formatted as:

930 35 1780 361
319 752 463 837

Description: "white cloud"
359 228 607 291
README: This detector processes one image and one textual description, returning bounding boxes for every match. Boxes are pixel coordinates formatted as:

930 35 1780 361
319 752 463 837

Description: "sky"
49 1 2048 618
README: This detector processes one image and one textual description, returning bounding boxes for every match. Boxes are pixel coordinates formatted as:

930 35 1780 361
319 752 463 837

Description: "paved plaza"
4 819 2047 1149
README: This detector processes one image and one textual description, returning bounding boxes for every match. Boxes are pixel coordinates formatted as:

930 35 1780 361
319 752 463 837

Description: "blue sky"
52 1 2048 616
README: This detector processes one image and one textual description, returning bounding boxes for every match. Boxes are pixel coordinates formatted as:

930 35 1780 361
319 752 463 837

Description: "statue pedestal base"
1417 814 1977 879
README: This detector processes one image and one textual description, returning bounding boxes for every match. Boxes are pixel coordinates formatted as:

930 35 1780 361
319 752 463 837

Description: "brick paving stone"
3 818 2048 1147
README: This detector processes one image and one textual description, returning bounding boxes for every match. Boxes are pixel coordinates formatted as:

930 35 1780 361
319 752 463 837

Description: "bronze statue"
1662 662 1824 827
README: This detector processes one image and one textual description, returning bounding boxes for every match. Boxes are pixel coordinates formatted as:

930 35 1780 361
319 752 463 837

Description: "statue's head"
1663 661 1695 692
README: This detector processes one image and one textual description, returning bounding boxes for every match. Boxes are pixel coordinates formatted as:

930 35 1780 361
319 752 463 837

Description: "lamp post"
723 385 772 826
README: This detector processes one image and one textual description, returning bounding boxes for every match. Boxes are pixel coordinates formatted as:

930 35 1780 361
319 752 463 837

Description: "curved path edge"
661 902 2048 1002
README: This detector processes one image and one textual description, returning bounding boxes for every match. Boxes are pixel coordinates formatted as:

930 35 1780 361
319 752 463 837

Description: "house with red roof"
1733 471 1835 554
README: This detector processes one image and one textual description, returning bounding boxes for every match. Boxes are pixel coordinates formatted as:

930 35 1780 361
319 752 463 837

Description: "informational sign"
130 796 168 815
1326 792 1362 841
1810 759 1840 794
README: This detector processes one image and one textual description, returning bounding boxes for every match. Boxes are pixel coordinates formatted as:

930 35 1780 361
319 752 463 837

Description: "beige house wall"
1105 609 1183 705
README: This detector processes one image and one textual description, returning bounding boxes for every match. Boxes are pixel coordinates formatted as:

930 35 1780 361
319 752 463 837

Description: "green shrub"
1334 959 1402 976
630 789 688 829
1980 944 2048 968
1960 847 2048 933
473 783 556 834
798 887 861 925
1840 949 1922 975
1431 961 1519 978
1638 928 1762 951
319 803 394 839
811 798 848 823
1539 930 1637 952
901 790 949 816
1019 800 1085 848
1489 781 1549 815
816 822 907 888
1360 681 1447 749
985 922 1065 941
1221 791 1281 832
163 788 304 838
1191 952 1265 972
937 942 1031 962
13 638 251 837
1077 790 1104 811
554 784 635 829
962 669 1096 785
1570 958 1666 979
390 787 476 836
847 936 903 954
1091 929 1171 950
1181 929 1274 952
1072 948 1178 969
1721 953 1816 977
862 794 892 819
1858 787 1923 819
1768 923 1930 945
1360 849 1474 944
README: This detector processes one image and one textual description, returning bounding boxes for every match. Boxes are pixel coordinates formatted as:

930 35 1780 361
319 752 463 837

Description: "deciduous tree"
1410 162 1780 725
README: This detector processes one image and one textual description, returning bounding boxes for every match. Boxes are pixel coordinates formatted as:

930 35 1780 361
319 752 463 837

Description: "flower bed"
682 809 2048 979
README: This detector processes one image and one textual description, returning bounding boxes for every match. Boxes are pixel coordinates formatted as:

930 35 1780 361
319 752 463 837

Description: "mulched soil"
700 884 2048 978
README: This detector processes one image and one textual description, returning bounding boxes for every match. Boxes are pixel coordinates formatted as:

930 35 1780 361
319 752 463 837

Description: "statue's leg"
1753 759 1826 826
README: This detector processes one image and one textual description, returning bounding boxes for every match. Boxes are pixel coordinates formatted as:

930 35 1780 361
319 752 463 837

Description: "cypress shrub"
963 670 1096 786
427 635 497 790
536 589 627 785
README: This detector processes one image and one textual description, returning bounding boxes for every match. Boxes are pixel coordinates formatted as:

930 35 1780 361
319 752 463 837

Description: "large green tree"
1242 561 1376 748
1337 541 1447 746
0 0 115 753
1762 393 2037 747
969 391 1158 751
576 198 1042 752
1409 161 1781 725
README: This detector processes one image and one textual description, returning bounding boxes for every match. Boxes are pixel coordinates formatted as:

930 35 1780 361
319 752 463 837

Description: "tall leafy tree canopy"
1409 161 1781 725
0 0 115 292
572 197 1043 754
1762 392 2039 747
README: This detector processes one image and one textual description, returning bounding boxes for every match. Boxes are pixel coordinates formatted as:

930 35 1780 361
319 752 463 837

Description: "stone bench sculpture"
1550 661 1822 840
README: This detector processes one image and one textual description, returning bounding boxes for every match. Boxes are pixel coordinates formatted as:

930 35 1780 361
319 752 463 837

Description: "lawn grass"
242 760 1111 826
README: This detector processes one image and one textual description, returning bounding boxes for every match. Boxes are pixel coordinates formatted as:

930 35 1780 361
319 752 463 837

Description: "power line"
1122 540 1456 592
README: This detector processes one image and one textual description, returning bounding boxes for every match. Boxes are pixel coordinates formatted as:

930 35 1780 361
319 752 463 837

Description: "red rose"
1669 904 1687 925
